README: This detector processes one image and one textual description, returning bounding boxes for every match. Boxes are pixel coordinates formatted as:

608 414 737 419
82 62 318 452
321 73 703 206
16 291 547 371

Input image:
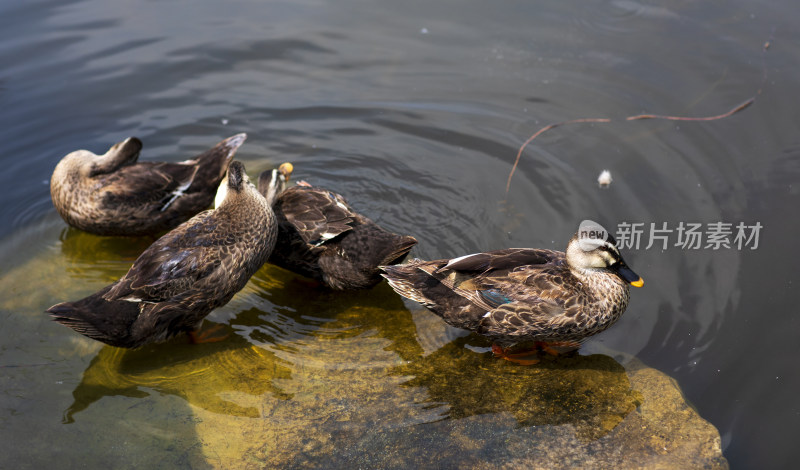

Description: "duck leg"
491 344 540 366
534 341 581 356
188 323 228 344
289 277 323 289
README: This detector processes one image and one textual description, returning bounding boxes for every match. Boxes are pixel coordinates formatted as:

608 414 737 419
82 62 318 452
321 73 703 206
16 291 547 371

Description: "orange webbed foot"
289 277 323 290
534 341 581 356
188 323 228 344
491 344 540 365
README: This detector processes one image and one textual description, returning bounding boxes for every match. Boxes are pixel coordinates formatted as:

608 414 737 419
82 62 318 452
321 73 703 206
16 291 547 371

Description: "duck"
47 160 283 348
258 168 418 290
50 133 246 236
381 226 643 362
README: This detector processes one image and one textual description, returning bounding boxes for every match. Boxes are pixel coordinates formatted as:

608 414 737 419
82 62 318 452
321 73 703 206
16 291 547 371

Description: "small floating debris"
598 169 613 188
420 27 429 34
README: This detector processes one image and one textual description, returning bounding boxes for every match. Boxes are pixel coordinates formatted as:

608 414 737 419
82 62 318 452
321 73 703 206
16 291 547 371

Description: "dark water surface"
1 0 798 467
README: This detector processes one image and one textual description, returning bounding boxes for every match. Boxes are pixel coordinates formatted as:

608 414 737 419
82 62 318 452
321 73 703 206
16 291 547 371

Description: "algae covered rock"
186 334 727 469
336 338 729 469
0 224 727 469
393 337 642 442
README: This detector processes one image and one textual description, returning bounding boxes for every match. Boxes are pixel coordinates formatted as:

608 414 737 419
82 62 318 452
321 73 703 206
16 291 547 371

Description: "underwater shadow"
241 265 425 362
57 226 157 281
392 335 641 441
63 322 292 424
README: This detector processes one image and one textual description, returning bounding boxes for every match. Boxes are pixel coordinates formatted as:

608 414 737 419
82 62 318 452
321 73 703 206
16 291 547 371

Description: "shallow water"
1 0 798 467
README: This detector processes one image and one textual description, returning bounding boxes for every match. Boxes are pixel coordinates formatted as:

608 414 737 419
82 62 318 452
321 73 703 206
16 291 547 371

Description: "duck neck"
264 181 285 206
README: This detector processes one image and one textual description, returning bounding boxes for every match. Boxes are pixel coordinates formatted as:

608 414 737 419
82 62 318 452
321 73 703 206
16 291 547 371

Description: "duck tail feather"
380 262 433 305
47 286 139 347
48 302 108 341
378 235 418 266
195 133 247 181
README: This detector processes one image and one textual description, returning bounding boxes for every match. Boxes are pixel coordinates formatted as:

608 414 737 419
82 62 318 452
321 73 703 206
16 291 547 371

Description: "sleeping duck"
258 168 418 290
381 226 643 362
50 133 246 236
47 161 283 348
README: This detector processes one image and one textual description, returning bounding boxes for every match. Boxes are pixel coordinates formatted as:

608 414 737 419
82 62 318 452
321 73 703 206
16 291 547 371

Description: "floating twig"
507 118 610 193
626 98 754 122
506 34 774 194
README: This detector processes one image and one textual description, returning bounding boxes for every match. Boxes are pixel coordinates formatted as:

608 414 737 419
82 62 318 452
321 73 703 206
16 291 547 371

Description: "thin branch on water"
626 98 754 122
505 35 774 195
506 118 610 193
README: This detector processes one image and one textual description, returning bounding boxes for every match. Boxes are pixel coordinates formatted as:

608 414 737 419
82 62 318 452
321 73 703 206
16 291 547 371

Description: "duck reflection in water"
57 227 155 281
392 335 640 441
243 267 425 363
63 324 293 424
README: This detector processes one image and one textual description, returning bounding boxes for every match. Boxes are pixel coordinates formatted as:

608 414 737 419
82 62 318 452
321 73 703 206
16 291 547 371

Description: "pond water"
1 0 798 467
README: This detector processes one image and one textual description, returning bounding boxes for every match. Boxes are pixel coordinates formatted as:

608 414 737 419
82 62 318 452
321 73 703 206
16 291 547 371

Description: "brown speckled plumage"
258 175 417 290
50 133 246 236
381 231 642 348
47 161 277 348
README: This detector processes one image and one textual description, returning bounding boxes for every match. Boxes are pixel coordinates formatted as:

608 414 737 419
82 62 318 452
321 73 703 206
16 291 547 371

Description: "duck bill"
618 264 644 288
278 162 293 183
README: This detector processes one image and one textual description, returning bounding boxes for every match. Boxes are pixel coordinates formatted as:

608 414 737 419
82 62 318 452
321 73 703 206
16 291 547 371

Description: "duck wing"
475 298 573 341
438 248 558 273
100 161 200 213
103 211 228 303
472 262 585 340
448 251 595 341
276 186 355 246
419 248 564 311
96 133 243 217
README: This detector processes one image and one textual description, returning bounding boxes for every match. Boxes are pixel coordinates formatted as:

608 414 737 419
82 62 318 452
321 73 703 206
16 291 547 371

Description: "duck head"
257 162 293 205
565 227 643 288
214 160 253 208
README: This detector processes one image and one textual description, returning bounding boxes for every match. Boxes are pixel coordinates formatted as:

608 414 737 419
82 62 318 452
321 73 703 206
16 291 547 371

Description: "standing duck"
50 133 246 236
258 168 418 290
47 161 283 348
381 226 643 362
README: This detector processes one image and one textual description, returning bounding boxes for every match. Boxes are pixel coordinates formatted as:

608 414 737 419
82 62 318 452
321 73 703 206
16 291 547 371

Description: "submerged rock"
0 227 726 469
345 338 729 469
185 333 727 469
394 338 641 442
